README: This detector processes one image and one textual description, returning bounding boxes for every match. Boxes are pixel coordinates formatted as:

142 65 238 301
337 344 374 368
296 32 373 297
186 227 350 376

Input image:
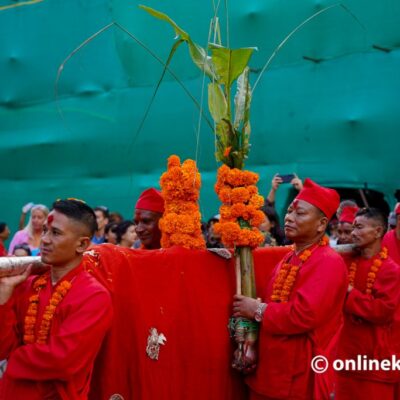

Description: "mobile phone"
278 174 295 183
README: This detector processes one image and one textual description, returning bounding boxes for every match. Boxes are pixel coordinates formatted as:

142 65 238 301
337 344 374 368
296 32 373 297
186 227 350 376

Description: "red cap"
135 188 164 214
339 206 359 224
295 178 340 219
395 203 400 215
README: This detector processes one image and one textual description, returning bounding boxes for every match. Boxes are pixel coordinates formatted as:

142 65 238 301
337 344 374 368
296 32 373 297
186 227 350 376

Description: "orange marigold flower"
230 187 250 204
223 146 232 157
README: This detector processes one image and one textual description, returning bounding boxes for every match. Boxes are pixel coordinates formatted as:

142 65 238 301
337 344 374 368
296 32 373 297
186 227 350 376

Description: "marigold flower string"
270 236 329 302
24 273 72 344
214 165 265 249
348 247 388 294
159 155 205 249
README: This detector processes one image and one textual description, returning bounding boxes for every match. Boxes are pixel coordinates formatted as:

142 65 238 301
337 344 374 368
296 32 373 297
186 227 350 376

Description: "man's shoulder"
71 270 112 301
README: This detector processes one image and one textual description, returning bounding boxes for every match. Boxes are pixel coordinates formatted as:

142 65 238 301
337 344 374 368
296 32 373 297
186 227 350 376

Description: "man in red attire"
0 199 113 400
233 178 348 400
337 205 359 245
134 188 164 249
382 203 400 265
335 207 400 400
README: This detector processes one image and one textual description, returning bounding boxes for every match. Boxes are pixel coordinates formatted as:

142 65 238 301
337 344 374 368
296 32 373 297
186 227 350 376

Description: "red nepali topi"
135 188 165 214
339 206 359 224
295 178 340 219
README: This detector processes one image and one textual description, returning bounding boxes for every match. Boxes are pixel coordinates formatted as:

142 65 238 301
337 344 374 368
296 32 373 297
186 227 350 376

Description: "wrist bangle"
254 302 267 322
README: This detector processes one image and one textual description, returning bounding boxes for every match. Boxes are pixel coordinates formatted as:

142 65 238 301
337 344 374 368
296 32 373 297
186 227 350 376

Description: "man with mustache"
233 178 348 400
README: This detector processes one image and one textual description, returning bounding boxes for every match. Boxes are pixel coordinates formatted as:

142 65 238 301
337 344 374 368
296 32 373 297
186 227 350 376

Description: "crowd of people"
0 176 400 399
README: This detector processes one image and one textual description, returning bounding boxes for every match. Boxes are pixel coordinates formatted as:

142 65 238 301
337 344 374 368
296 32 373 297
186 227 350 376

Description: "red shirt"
337 255 400 383
0 242 7 257
0 263 113 400
246 245 348 399
382 229 400 265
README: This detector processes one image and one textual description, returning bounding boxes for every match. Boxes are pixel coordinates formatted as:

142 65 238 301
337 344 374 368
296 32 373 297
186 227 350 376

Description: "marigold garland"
214 165 265 248
348 247 388 294
270 236 329 303
159 155 205 250
24 273 72 344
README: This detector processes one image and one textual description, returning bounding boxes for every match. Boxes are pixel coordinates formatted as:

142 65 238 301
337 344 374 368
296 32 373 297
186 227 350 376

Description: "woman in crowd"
8 204 49 256
116 220 138 248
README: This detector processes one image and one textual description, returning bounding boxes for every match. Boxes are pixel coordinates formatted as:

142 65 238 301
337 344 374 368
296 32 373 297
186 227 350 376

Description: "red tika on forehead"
47 214 54 225
292 199 299 209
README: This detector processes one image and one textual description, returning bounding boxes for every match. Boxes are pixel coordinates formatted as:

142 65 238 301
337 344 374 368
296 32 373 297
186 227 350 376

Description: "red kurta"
246 245 348 400
0 242 6 257
0 263 113 400
336 255 400 400
383 230 400 265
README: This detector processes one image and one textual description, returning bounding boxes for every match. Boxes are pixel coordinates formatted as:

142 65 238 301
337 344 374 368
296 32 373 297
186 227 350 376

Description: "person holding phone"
266 173 303 206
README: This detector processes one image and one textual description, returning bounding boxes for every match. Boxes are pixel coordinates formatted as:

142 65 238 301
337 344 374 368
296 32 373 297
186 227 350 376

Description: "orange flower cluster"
270 236 329 302
349 246 388 294
159 155 205 250
24 274 72 344
214 165 265 248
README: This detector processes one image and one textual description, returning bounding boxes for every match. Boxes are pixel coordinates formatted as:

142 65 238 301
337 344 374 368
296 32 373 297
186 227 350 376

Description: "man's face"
40 210 89 267
352 216 381 249
95 210 108 232
284 200 326 243
134 209 162 249
337 222 354 244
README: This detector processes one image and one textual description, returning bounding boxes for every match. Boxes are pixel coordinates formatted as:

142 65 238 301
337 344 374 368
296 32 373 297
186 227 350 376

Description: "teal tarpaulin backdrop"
0 0 399 233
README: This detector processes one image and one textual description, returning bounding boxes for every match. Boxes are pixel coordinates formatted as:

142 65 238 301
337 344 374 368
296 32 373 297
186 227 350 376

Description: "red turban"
395 203 400 215
295 178 340 219
339 206 359 224
135 188 165 214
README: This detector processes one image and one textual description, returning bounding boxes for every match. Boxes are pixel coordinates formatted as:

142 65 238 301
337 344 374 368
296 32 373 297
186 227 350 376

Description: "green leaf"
140 5 217 80
233 67 251 129
208 83 227 123
209 44 257 88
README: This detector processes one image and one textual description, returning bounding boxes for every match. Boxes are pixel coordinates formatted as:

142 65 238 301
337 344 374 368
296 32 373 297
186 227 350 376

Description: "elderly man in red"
382 203 400 265
134 188 165 250
0 199 113 400
233 178 348 400
335 207 400 400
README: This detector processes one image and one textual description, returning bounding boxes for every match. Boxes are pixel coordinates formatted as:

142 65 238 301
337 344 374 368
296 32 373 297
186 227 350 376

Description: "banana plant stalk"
140 4 259 372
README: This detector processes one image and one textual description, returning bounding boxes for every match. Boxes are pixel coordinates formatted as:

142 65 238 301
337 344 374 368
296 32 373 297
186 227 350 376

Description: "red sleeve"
5 288 113 381
0 298 20 360
262 253 347 335
345 262 400 324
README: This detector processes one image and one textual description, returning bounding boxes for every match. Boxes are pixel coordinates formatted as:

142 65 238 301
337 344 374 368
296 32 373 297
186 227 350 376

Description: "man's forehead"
290 199 313 211
135 209 160 219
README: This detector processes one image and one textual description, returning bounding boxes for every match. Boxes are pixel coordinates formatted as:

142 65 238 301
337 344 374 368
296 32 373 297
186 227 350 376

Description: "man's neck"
294 235 323 254
359 240 382 259
50 257 82 285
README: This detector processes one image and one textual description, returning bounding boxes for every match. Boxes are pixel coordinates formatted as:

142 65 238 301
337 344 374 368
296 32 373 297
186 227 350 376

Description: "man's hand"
291 174 303 191
233 294 260 319
0 265 32 305
22 202 35 214
271 174 283 191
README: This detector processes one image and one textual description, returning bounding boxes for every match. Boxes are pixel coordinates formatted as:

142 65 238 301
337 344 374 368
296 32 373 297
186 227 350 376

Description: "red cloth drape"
88 245 289 400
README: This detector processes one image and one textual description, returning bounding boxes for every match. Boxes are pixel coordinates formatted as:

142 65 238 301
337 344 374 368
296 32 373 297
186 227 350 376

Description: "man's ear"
317 217 329 234
76 236 91 255
375 225 385 239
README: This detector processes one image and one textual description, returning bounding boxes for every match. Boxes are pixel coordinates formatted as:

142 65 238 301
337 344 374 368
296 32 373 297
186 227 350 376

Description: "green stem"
238 246 256 298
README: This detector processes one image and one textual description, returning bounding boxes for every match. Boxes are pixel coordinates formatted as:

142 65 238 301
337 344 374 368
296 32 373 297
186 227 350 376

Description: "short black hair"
115 220 135 243
355 207 387 232
0 222 6 234
13 243 32 256
52 199 97 236
94 206 109 219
